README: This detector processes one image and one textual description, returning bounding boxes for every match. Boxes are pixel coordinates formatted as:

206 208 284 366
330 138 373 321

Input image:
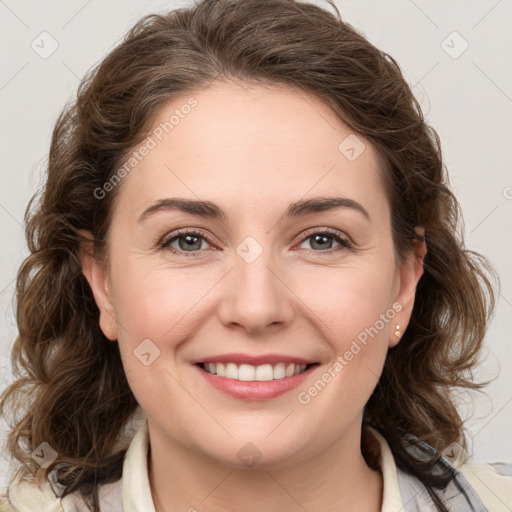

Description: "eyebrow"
137 196 370 223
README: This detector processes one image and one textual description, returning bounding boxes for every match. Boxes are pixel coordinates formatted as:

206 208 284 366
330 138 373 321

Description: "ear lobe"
390 227 427 347
79 230 118 341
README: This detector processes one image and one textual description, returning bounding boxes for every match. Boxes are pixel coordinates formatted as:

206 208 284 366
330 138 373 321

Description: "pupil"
311 234 331 250
179 235 201 251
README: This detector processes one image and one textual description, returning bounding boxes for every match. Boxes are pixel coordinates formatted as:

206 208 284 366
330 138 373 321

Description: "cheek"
110 264 202 396
112 252 397 340
295 268 396 409
297 259 396 338
111 258 215 346
294 260 397 392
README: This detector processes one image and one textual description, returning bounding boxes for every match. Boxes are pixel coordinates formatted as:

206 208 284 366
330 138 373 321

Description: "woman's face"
83 82 424 468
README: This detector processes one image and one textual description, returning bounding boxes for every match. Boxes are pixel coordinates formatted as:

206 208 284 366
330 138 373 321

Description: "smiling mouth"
196 362 319 382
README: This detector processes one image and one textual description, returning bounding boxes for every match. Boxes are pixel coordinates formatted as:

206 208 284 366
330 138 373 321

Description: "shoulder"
0 492 16 512
1 472 63 512
459 461 512 511
1 472 124 512
366 426 512 510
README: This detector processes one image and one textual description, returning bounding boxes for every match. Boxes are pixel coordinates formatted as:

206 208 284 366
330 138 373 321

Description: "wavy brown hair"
0 0 497 510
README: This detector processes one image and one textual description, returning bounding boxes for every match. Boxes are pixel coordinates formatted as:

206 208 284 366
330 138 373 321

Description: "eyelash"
158 228 353 258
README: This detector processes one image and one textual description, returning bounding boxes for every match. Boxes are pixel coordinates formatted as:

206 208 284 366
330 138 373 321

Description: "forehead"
116 82 388 221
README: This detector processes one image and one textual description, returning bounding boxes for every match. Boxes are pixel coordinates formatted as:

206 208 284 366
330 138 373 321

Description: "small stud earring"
394 325 401 337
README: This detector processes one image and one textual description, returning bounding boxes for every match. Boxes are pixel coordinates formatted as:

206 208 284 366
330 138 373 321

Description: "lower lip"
193 364 319 400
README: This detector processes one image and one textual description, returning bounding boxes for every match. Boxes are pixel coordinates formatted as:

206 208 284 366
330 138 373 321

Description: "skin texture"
81 82 426 512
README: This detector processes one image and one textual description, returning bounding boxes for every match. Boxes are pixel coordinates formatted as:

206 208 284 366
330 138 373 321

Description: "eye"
159 227 353 257
297 229 352 252
160 230 213 257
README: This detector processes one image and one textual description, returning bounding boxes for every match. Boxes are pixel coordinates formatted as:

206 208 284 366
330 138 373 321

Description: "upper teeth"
203 362 308 381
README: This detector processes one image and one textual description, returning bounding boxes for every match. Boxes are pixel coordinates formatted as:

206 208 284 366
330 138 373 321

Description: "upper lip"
192 353 317 366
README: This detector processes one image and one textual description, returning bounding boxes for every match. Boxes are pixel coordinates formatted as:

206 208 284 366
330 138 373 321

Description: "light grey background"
1 0 511 490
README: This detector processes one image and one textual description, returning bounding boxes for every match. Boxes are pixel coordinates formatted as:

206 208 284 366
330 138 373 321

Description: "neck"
148 420 383 512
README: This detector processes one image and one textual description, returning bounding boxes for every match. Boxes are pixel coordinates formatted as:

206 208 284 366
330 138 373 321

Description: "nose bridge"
217 234 294 332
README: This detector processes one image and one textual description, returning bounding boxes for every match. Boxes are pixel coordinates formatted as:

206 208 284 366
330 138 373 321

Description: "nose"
216 250 295 335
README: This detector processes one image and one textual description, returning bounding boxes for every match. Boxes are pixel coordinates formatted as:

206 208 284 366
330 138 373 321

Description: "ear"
390 226 427 348
79 230 118 341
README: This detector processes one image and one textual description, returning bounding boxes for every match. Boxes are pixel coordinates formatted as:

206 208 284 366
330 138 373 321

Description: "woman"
1 0 510 510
